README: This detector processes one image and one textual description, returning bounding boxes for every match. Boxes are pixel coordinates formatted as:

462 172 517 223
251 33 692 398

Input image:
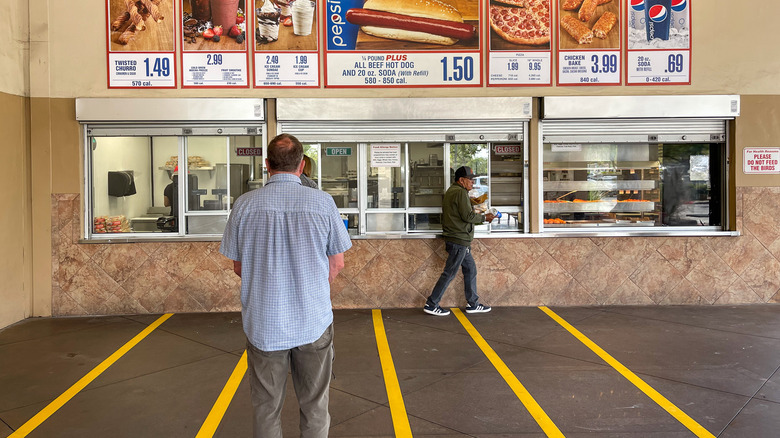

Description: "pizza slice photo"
489 0 551 49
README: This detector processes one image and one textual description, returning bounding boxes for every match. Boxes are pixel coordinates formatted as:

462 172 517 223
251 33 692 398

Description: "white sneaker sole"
465 308 491 314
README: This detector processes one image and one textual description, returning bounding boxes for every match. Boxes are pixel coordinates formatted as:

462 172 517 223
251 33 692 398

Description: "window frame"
82 124 266 241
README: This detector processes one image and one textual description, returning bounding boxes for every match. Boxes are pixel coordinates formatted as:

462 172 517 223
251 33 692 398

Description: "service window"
366 143 406 232
91 136 177 235
542 141 724 229
87 130 263 238
305 142 360 234
184 136 256 235
409 142 445 232
490 143 525 232
451 143 490 233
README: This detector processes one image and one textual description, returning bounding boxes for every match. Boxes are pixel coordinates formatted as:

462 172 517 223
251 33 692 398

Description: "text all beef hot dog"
346 0 476 46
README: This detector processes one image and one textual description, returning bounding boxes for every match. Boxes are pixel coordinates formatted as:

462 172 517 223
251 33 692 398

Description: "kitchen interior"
92 134 262 235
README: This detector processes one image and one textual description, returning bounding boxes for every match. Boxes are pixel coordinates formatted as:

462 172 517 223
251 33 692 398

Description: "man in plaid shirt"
221 133 352 438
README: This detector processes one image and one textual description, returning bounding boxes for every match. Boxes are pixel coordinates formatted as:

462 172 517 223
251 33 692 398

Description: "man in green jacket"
424 166 495 316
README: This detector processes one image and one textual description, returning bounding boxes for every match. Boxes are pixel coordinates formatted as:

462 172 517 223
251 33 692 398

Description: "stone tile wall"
52 187 780 316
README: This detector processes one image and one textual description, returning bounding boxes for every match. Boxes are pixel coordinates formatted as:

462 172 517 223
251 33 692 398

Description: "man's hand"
485 213 496 223
328 253 345 283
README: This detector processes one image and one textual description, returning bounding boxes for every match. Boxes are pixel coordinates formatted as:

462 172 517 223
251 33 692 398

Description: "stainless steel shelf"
545 221 656 228
544 180 656 191
544 201 656 213
543 161 659 170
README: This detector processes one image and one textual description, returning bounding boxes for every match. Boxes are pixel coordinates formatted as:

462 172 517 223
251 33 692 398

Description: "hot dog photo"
331 0 480 50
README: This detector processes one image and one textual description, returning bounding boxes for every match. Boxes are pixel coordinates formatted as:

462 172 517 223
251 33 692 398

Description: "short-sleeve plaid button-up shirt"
220 173 352 351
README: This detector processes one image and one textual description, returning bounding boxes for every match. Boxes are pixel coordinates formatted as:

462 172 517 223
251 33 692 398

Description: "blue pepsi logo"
671 0 687 12
630 0 644 11
648 4 668 22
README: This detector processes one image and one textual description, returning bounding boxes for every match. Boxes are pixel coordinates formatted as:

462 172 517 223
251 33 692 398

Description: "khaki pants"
246 324 334 438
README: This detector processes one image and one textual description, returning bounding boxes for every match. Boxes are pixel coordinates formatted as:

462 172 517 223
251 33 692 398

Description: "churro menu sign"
626 0 691 85
324 0 482 87
254 0 320 87
180 0 249 87
557 0 621 85
106 0 177 88
487 0 553 86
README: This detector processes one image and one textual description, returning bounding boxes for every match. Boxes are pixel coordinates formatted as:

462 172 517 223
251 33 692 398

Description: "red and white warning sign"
744 148 780 174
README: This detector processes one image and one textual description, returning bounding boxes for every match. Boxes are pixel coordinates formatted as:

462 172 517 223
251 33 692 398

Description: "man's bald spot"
268 134 304 172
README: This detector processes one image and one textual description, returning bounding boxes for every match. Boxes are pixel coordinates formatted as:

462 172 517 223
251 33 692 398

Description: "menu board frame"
180 0 251 88
556 0 622 86
625 0 692 86
486 0 554 87
323 0 484 88
105 0 178 89
252 0 321 88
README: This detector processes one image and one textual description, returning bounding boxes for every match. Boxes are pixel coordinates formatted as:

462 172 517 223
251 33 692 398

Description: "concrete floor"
1 305 779 437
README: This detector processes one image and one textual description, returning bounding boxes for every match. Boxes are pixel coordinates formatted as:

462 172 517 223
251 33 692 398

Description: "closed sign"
236 148 263 156
494 145 522 155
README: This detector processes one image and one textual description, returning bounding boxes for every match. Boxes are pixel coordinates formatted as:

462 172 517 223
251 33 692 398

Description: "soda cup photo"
629 0 645 31
670 0 689 32
644 0 671 41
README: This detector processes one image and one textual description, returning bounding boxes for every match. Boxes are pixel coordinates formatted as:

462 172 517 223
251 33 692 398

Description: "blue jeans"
426 241 480 307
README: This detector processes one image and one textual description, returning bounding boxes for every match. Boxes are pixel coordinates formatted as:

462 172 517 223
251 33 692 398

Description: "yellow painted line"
538 306 715 438
196 350 248 438
372 309 413 438
452 309 565 438
10 313 174 438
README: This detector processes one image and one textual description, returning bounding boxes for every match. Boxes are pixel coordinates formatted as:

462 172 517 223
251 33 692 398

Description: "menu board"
487 0 553 86
557 0 621 86
180 0 249 87
324 0 482 87
253 0 319 87
626 0 691 85
106 0 177 88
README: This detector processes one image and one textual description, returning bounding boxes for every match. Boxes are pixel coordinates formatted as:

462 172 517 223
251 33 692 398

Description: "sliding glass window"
86 127 264 239
542 141 725 229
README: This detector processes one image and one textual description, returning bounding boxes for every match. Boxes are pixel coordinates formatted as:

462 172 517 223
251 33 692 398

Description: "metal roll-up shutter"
278 120 525 143
86 124 264 137
542 119 727 143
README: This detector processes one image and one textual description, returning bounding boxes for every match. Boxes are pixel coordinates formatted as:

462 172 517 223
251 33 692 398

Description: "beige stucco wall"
0 93 32 328
735 96 780 187
0 0 28 96
0 0 31 329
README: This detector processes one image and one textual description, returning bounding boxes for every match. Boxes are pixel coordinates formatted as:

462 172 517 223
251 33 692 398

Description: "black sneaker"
465 303 491 314
423 304 451 316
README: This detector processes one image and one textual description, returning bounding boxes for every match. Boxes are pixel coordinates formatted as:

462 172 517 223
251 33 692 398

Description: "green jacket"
441 183 485 247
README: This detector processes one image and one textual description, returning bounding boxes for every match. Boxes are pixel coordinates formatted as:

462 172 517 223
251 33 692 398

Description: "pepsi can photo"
645 0 671 41
670 0 689 31
629 0 646 31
